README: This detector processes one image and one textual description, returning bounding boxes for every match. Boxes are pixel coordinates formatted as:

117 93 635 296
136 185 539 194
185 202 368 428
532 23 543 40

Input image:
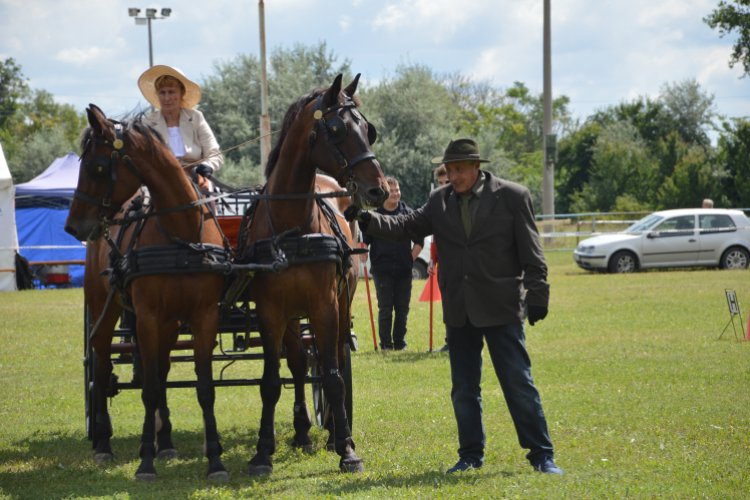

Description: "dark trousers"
372 272 412 348
446 320 553 464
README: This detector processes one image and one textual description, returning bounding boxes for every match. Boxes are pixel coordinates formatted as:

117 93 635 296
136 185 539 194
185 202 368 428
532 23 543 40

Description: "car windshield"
625 214 663 233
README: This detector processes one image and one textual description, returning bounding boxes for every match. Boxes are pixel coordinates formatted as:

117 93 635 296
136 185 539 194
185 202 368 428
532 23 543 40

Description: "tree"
704 0 750 77
199 41 351 186
659 79 716 147
360 63 458 208
570 122 659 213
554 122 601 213
7 125 73 183
0 58 28 130
716 118 750 206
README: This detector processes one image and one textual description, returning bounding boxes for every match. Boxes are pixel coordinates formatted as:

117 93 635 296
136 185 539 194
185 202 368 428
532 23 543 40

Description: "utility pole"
542 0 555 242
258 0 272 173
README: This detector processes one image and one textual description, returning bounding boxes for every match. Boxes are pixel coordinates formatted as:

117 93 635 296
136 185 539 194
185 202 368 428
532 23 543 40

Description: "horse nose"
64 225 79 240
367 186 388 204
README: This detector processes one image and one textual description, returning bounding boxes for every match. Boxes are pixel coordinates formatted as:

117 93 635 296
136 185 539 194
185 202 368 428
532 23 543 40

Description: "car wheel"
412 260 428 280
721 247 750 270
608 251 638 274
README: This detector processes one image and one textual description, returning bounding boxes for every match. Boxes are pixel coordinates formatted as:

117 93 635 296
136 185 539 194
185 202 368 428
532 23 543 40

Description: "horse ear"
324 74 343 107
86 104 108 137
343 74 361 98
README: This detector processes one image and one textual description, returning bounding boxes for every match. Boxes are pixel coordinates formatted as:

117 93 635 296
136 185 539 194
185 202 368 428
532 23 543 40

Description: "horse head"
305 74 388 209
65 105 148 242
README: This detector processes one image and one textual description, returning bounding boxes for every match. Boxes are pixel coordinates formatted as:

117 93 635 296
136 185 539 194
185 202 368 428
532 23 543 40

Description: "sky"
1 0 748 131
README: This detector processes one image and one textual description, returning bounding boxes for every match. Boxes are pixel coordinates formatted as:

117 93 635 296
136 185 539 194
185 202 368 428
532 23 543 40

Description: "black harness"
307 94 377 191
75 123 146 222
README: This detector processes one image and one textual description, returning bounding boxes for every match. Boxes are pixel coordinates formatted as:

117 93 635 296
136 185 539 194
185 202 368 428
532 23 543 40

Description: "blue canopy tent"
14 153 86 287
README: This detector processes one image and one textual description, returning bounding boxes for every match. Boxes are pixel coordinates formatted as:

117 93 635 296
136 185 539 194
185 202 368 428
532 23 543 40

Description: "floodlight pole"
259 0 272 173
542 0 554 242
129 8 171 68
147 17 154 67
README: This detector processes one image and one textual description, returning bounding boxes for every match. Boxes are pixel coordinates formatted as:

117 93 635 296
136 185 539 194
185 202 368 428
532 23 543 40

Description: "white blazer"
144 107 223 173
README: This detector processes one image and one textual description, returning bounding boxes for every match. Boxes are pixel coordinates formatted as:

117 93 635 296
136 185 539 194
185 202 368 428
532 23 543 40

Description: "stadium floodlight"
128 7 172 68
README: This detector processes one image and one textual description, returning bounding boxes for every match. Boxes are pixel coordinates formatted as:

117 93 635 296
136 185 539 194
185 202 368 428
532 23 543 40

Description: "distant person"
346 138 562 474
428 164 450 352
703 199 714 209
138 65 222 191
361 177 424 350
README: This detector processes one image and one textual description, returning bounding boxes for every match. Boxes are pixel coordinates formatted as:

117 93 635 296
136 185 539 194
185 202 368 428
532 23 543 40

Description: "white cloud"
372 0 483 42
340 15 352 33
55 46 114 65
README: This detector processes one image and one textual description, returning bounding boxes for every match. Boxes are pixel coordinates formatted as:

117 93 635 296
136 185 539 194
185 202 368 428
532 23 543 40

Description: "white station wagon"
573 209 750 273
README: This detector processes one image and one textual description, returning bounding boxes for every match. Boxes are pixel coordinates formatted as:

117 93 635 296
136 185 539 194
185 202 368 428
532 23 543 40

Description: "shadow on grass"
357 351 442 363
0 421 335 500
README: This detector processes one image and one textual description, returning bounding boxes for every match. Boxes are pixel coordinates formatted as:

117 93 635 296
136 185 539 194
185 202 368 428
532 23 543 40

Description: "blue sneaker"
532 456 563 474
446 458 481 474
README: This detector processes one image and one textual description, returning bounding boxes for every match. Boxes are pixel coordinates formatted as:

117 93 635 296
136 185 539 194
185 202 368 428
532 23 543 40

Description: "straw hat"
137 65 202 110
431 138 490 164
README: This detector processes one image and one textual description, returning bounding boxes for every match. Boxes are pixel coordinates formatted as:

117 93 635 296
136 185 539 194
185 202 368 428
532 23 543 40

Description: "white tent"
0 141 19 292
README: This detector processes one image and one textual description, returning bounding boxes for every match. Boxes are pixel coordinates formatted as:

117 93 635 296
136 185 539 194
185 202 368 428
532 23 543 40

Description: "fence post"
576 217 580 246
592 215 597 233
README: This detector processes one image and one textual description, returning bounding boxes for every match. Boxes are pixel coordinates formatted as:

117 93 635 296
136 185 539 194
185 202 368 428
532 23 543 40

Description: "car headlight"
577 244 595 254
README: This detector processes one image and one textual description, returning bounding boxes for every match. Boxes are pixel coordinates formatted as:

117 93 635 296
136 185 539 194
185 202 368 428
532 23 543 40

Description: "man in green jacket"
346 138 562 474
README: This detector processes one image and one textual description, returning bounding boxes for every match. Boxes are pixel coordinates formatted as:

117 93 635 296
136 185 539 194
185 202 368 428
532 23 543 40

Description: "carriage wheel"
311 343 353 430
83 304 97 442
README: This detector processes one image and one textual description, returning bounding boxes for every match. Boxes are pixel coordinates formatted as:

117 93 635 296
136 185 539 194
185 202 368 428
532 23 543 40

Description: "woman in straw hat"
138 65 223 191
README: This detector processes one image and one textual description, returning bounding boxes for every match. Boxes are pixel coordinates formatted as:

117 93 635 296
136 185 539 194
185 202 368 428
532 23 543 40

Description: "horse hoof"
157 449 179 461
207 470 230 481
135 473 157 482
340 457 365 474
326 442 336 452
247 464 273 476
94 453 113 465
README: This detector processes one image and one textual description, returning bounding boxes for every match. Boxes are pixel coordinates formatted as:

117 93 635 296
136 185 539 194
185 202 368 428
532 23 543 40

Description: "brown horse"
65 105 229 481
240 74 388 475
280 174 361 451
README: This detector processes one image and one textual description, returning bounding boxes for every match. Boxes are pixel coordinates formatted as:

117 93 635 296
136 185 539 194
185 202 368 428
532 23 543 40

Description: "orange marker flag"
419 272 441 302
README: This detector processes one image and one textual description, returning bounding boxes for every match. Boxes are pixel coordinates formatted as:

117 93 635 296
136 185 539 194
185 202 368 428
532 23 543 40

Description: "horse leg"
191 314 229 481
284 320 313 451
311 300 364 473
156 328 178 461
90 310 120 464
133 315 163 482
248 314 285 476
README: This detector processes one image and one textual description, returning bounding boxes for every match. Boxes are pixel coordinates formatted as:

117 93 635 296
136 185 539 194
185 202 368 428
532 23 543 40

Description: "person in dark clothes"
362 177 424 350
346 138 562 475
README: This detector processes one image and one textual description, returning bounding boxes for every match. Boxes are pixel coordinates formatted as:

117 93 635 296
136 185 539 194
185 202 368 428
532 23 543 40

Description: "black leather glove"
527 305 548 326
194 163 214 178
344 205 371 223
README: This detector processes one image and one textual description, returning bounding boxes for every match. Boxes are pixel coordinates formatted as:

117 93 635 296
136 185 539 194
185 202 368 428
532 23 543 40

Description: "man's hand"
527 305 548 326
194 163 214 178
427 262 437 276
344 205 371 223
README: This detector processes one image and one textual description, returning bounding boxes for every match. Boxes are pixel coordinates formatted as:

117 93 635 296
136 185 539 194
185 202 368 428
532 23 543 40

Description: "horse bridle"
307 94 378 192
75 122 146 224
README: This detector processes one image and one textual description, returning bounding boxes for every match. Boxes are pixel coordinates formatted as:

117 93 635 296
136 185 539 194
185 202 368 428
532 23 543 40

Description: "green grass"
1 252 750 499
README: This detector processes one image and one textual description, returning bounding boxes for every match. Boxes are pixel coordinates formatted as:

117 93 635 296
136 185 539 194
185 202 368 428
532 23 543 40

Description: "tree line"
3 38 750 213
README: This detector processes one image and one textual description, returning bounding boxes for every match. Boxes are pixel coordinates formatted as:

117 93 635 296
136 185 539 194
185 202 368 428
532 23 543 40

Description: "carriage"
67 74 388 480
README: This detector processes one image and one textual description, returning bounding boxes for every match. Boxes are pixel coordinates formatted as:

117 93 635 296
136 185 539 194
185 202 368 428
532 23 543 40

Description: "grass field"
1 252 749 499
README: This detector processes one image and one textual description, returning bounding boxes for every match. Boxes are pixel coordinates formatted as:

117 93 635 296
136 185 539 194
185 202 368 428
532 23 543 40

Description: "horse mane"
264 88 325 179
79 115 169 160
